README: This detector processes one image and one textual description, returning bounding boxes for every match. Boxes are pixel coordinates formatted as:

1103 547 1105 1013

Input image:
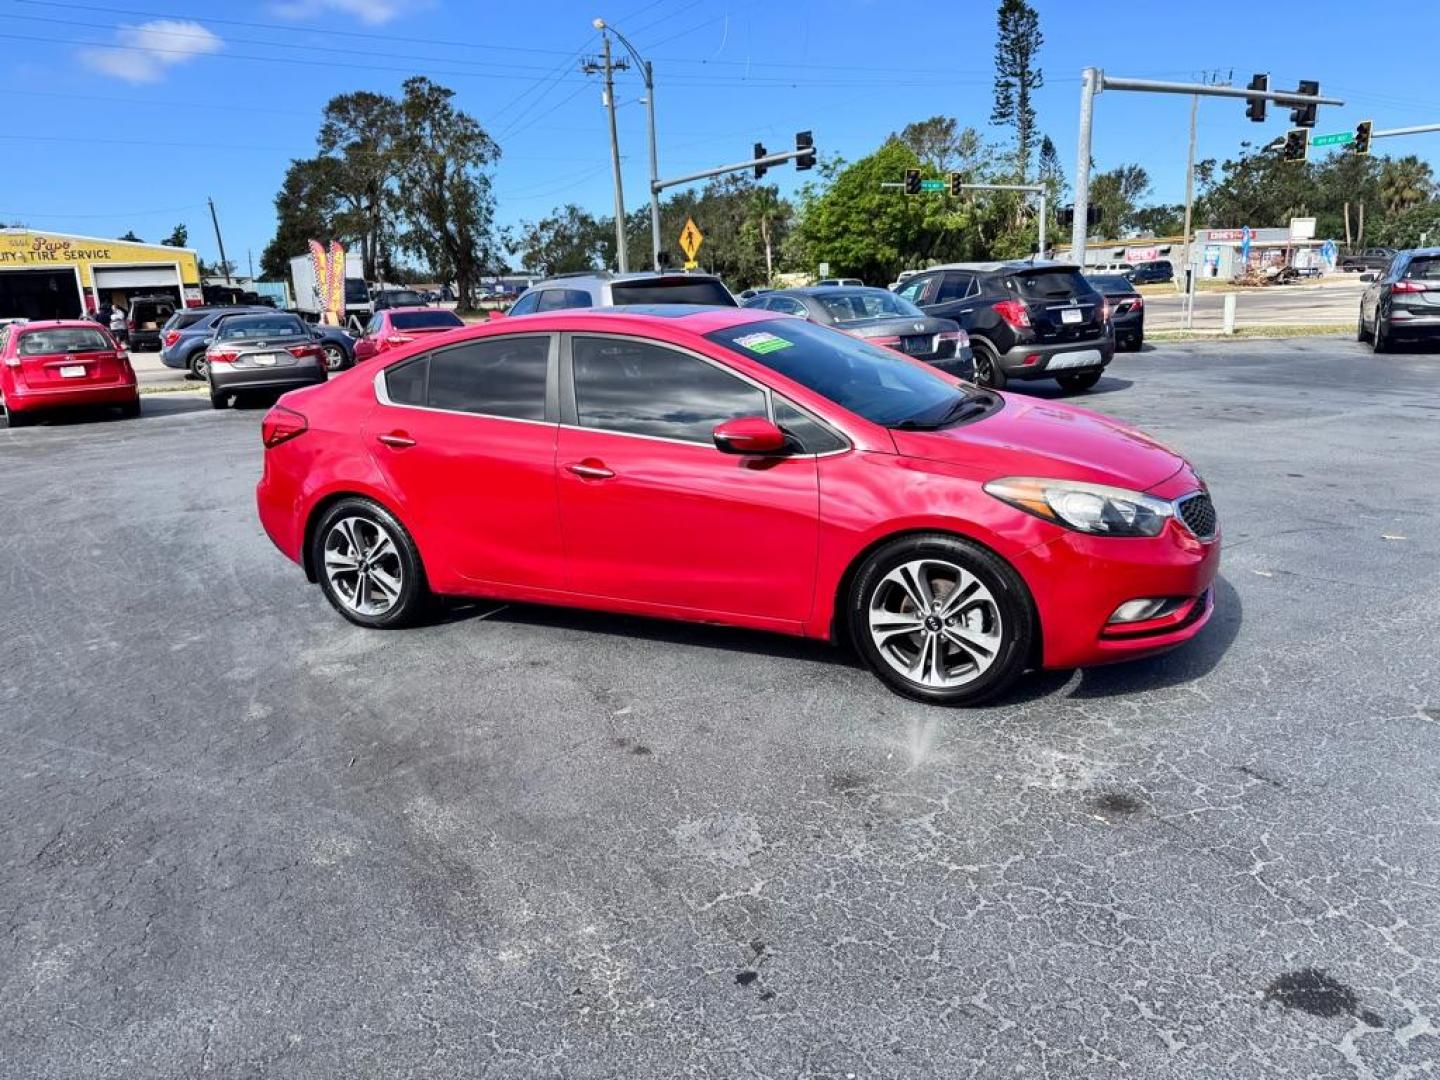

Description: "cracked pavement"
2 337 1438 1078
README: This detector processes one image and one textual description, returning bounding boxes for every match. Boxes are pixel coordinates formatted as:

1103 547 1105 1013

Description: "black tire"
1372 316 1391 353
971 344 1007 390
118 400 141 419
1057 370 1102 392
1356 312 1371 343
209 389 229 410
311 498 430 629
321 342 348 372
188 351 208 380
1124 335 1144 353
3 404 36 428
846 532 1035 706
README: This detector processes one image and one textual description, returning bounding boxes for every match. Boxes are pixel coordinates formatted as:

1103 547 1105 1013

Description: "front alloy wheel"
312 499 429 628
972 346 1007 390
849 534 1033 705
322 343 346 371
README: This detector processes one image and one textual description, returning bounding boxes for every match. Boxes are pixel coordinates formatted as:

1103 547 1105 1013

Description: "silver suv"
506 271 737 314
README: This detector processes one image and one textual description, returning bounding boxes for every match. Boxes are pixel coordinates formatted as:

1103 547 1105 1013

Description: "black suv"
1126 260 1174 285
895 262 1114 391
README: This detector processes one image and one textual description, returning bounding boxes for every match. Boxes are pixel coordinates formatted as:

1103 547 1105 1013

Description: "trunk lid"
14 325 127 387
1010 267 1106 343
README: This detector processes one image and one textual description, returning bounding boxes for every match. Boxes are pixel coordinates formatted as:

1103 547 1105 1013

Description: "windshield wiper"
890 396 991 431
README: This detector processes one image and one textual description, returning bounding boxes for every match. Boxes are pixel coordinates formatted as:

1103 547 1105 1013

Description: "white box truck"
289 251 372 325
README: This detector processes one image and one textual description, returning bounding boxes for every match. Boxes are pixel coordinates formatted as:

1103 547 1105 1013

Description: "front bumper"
995 337 1116 380
1014 513 1220 670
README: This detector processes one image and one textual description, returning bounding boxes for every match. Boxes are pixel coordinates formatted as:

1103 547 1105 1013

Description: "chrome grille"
1177 492 1217 540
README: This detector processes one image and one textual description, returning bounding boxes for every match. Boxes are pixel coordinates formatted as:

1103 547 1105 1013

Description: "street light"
595 17 663 271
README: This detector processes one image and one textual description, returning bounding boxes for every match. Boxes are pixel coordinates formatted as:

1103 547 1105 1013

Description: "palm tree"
1379 156 1435 216
746 188 783 285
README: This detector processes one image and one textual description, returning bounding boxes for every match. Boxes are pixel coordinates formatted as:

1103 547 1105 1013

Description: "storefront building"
0 229 202 320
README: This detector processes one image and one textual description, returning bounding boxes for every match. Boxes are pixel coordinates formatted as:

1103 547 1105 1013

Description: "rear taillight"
286 344 324 359
938 329 968 347
207 349 239 364
867 335 902 347
1392 280 1427 293
261 405 308 449
992 299 1031 329
1131 295 1144 309
127 319 136 331
162 330 181 348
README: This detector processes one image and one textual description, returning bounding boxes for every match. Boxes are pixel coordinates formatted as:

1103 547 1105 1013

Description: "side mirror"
1359 272 1378 283
487 310 507 321
712 416 788 455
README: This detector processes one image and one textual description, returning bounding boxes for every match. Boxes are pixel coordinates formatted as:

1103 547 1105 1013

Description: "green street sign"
1311 131 1354 147
920 179 947 192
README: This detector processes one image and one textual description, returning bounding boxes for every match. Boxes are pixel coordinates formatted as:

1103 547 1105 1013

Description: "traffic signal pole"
1070 69 1344 264
652 149 810 194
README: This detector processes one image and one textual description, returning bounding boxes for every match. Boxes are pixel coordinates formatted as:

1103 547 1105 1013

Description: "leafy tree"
1131 204 1185 237
1378 156 1435 216
160 223 188 247
508 204 611 275
389 77 501 311
990 0 1044 180
1372 199 1440 247
744 186 787 285
318 91 403 279
1037 135 1065 201
260 156 345 280
118 230 143 242
895 117 983 177
1088 164 1151 237
199 258 237 278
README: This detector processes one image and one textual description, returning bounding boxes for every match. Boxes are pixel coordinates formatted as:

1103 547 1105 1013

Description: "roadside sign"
1311 131 1354 147
678 218 704 268
1290 217 1316 240
818 261 830 277
920 179 946 192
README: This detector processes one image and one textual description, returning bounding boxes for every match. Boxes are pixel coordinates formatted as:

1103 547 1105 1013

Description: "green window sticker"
733 331 794 355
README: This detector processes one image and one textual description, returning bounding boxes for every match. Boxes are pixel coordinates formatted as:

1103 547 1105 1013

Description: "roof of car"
10 319 109 330
506 305 767 333
532 270 723 285
385 306 456 315
921 259 1081 273
769 286 891 298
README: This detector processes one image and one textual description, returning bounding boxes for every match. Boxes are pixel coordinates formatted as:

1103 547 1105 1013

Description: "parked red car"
256 308 1219 704
353 307 465 362
1 320 139 427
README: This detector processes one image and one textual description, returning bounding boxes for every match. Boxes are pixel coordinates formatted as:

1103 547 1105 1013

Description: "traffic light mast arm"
652 148 812 194
1097 73 1344 107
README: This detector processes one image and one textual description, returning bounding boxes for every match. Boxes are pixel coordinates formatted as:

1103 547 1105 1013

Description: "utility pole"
1181 91 1198 291
207 196 231 284
594 19 663 271
247 249 254 281
583 38 630 273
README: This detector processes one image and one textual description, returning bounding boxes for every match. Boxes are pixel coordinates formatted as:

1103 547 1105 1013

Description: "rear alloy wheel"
312 499 429 629
971 345 1007 390
189 352 209 380
848 534 1034 705
322 343 347 372
1057 371 1102 392
1372 316 1391 353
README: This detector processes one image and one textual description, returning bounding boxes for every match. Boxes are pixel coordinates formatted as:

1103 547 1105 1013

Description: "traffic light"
1057 205 1075 228
1245 73 1269 123
1289 80 1319 127
1086 205 1103 227
794 131 815 171
753 143 768 179
1282 128 1309 164
904 168 922 196
948 172 964 197
1354 120 1373 156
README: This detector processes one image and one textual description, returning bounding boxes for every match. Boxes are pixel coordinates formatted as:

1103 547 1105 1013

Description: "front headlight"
983 477 1173 537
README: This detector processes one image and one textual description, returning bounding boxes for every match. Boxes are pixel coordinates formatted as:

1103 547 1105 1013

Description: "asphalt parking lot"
3 337 1439 1079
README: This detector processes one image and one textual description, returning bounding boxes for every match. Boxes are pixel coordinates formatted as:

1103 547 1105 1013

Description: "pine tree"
990 0 1044 181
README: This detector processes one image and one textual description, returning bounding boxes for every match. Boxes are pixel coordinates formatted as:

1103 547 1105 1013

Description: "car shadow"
1011 374 1135 400
4 393 210 427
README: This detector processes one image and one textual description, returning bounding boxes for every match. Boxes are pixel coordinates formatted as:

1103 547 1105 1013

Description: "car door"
920 271 979 330
555 332 820 626
364 332 566 590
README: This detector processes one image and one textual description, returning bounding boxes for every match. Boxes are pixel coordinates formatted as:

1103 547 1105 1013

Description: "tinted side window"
385 356 427 405
935 272 974 303
572 336 767 443
427 336 549 420
507 291 540 316
774 400 847 455
769 296 807 316
536 289 592 311
895 275 933 304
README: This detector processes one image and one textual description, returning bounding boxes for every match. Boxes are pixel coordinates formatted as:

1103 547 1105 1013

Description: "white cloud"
268 0 408 26
79 20 223 85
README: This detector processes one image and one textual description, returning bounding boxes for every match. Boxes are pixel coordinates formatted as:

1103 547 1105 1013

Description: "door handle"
377 432 416 449
565 460 614 480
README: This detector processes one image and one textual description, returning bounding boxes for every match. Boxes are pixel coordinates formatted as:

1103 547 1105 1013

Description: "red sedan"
1 320 139 427
256 308 1219 705
352 307 465 362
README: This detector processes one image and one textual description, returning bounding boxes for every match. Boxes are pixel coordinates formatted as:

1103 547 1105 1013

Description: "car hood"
890 393 1186 491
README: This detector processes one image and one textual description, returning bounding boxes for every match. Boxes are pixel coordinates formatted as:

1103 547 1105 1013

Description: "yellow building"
0 229 203 320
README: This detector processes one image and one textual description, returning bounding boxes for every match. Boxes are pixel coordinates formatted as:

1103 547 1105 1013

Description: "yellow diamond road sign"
679 218 704 265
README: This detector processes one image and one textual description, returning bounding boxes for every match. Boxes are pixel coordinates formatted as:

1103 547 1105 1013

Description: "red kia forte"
256 307 1219 704
352 307 465 363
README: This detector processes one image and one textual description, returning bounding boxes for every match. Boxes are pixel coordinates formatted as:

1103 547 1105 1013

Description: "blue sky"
3 0 1437 272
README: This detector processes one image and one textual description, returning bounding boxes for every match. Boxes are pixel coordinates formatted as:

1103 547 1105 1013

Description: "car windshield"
707 318 975 428
18 327 112 355
611 277 736 306
1086 275 1134 295
217 316 307 340
814 289 922 324
385 291 426 305
391 310 464 331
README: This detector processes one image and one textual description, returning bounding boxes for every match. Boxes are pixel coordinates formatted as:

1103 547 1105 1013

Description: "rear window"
1085 275 1134 295
383 290 426 306
216 315 307 340
610 277 736 307
1404 257 1440 281
167 311 207 331
345 279 370 302
814 290 921 323
1010 270 1091 299
391 310 464 331
18 327 113 355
